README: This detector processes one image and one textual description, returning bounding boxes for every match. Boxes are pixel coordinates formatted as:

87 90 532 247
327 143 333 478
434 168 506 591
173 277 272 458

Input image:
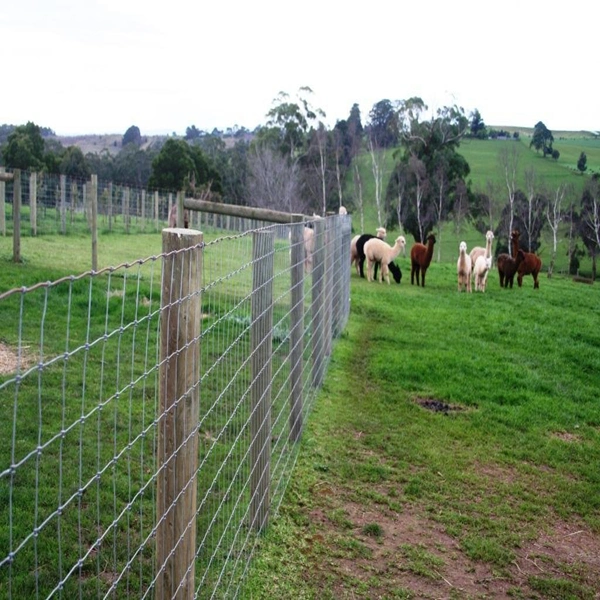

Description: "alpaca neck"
390 242 403 262
485 238 492 259
511 235 519 259
426 239 434 263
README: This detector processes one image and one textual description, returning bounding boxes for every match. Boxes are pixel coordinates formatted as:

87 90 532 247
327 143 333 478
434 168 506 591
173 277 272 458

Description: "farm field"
244 261 600 599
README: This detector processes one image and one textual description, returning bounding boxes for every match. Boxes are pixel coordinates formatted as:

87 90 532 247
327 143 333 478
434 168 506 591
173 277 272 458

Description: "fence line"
0 214 352 598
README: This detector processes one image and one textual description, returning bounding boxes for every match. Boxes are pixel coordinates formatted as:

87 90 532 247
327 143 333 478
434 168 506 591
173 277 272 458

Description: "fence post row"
311 218 326 388
0 166 9 236
250 229 275 532
156 227 203 600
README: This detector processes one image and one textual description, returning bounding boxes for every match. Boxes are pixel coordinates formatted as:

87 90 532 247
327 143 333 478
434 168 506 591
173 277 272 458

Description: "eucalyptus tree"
546 182 572 277
579 174 600 279
386 98 470 243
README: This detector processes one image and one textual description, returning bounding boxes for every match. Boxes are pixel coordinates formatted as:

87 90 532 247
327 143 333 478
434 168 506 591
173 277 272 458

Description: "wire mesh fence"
0 168 252 240
0 214 352 599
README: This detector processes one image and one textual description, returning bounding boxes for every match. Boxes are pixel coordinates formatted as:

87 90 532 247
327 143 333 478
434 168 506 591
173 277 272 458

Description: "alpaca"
497 249 525 288
457 241 472 292
511 229 542 289
364 236 406 284
168 203 190 228
470 230 494 283
473 230 494 292
338 205 348 215
350 235 361 275
302 226 315 273
410 233 436 287
354 227 388 278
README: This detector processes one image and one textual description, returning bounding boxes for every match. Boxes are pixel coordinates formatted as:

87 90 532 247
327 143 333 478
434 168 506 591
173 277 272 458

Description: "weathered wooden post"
156 227 203 600
123 187 130 233
250 228 275 531
12 169 21 262
91 174 98 271
289 215 305 442
154 190 159 232
29 172 37 236
177 191 185 228
311 219 325 388
141 189 146 231
0 167 6 236
60 175 67 234
108 182 113 231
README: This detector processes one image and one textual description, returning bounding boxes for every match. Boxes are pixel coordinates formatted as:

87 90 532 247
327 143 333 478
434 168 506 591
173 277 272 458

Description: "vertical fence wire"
0 215 350 599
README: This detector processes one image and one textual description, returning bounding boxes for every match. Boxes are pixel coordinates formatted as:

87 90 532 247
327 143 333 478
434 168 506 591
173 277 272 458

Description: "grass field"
244 262 600 599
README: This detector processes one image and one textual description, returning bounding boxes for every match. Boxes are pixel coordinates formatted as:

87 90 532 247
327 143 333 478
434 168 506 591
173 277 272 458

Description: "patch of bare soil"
0 341 35 376
305 482 600 599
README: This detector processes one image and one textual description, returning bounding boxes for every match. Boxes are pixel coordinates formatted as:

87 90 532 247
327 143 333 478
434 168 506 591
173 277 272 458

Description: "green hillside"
350 132 600 277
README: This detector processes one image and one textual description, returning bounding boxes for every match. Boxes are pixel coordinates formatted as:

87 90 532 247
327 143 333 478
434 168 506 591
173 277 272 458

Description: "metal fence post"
156 228 203 600
250 229 274 531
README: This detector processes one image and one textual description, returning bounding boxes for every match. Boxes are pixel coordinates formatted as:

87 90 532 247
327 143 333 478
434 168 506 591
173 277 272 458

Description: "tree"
148 139 195 191
498 143 520 243
262 87 325 158
367 99 399 148
546 182 571 277
60 146 90 179
579 174 600 279
122 125 142 147
529 121 554 156
577 152 588 175
2 121 46 170
246 144 303 213
185 125 203 141
386 100 470 242
469 109 487 139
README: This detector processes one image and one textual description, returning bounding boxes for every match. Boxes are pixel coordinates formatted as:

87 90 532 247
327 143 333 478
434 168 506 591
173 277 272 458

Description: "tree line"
1 89 599 277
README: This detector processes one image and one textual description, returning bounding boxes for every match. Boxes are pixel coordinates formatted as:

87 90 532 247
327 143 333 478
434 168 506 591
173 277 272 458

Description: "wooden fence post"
60 175 66 234
154 191 159 232
123 187 130 233
311 219 325 388
0 167 5 236
12 169 21 262
289 216 305 442
156 227 203 600
91 174 98 271
108 182 113 232
30 172 37 236
323 218 333 358
250 229 275 531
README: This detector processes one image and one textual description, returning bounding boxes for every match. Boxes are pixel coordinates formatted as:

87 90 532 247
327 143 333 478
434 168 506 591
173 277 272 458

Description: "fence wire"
0 215 352 599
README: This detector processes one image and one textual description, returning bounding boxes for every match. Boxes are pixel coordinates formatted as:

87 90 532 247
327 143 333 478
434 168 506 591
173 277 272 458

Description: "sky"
2 0 599 136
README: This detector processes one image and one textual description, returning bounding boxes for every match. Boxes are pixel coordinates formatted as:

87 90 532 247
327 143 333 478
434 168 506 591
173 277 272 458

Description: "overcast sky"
3 0 598 136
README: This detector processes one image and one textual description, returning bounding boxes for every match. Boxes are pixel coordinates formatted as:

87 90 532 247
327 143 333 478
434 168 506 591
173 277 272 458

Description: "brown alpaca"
410 233 436 287
511 230 542 289
497 249 525 288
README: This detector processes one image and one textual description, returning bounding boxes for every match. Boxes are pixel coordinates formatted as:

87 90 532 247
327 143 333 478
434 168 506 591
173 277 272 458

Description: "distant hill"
51 133 167 156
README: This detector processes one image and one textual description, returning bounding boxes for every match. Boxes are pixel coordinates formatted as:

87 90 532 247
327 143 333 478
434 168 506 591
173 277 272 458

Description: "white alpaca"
338 205 348 215
364 236 406 284
457 241 472 292
302 227 315 273
350 227 386 276
470 230 494 278
473 232 494 292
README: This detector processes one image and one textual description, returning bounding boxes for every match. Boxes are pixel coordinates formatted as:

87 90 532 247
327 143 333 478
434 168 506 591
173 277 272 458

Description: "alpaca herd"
349 224 542 293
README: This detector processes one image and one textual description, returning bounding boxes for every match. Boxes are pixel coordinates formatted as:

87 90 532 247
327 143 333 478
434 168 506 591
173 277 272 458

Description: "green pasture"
245 262 600 599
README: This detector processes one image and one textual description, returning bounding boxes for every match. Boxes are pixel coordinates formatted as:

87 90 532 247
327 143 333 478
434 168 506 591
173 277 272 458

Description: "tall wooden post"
250 229 275 531
0 167 5 236
91 175 98 271
30 172 37 236
156 227 203 600
154 191 159 232
60 175 67 234
311 219 325 388
289 216 305 442
12 169 21 262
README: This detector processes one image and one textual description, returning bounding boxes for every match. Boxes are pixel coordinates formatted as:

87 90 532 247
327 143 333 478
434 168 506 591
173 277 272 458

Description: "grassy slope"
245 265 600 599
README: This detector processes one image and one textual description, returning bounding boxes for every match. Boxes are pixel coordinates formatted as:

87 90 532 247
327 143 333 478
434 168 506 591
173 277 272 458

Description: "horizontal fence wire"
0 215 352 599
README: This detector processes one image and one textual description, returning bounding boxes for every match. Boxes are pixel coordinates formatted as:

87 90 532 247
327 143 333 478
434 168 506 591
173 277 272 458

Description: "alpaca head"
388 261 402 284
376 227 387 239
486 230 494 242
397 235 406 255
427 233 436 245
459 241 467 254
